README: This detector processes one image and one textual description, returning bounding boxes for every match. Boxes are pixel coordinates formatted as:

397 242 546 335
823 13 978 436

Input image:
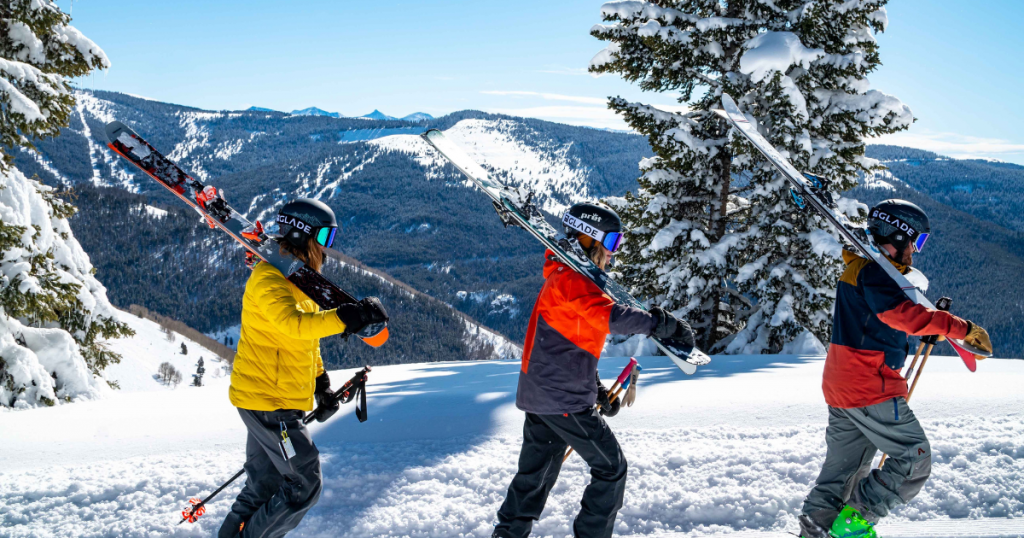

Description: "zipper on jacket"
893 398 899 420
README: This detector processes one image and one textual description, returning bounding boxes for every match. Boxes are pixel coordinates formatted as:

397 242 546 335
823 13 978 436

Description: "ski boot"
828 505 878 538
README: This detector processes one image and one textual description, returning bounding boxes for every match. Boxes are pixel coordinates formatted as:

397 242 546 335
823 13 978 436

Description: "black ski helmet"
562 202 624 253
867 199 930 254
277 198 338 248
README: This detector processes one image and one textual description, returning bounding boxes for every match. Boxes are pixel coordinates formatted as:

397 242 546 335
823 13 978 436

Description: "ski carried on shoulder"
104 121 389 348
421 129 711 375
714 93 990 370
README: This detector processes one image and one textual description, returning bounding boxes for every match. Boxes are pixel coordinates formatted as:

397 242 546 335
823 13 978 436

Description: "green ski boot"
829 505 878 538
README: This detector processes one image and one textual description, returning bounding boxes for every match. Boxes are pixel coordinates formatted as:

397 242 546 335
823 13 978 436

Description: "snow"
368 119 592 215
739 32 826 84
1 353 1021 537
0 166 120 408
143 205 167 218
101 309 229 392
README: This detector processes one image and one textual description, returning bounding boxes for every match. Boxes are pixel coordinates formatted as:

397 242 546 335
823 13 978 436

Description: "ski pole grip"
922 297 952 346
616 358 638 386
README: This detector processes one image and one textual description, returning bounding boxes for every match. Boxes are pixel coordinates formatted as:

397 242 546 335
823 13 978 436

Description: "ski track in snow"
1 354 1022 537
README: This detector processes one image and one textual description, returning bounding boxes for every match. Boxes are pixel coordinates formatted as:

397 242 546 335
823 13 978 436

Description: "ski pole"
878 298 951 469
563 359 638 463
178 366 371 524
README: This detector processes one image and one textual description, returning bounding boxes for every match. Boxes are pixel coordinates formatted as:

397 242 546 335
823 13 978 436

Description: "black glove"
595 374 620 417
313 372 339 423
336 297 389 335
650 307 696 349
650 306 678 339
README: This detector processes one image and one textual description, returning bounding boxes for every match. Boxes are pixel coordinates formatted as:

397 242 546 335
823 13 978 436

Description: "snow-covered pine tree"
0 1 130 408
591 0 912 353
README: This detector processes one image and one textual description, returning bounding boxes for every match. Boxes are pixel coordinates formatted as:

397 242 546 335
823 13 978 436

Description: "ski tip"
359 325 389 348
421 128 442 141
104 120 131 144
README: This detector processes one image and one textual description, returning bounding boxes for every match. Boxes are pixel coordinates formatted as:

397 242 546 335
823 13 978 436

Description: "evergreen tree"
0 1 129 408
591 0 912 352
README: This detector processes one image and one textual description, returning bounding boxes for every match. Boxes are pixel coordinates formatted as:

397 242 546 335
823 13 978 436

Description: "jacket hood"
841 249 909 274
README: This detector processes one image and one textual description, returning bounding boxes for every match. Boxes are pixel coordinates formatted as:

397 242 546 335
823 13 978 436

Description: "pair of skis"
713 93 990 368
104 122 389 348
422 130 713 375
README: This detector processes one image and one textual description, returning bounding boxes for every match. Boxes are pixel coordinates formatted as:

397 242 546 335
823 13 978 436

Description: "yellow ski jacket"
229 261 347 411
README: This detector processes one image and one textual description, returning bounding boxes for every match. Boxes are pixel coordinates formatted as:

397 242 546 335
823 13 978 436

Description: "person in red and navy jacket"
493 202 693 538
799 200 992 538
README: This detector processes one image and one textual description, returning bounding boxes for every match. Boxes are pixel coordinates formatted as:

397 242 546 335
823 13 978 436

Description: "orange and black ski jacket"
823 250 969 409
516 251 656 415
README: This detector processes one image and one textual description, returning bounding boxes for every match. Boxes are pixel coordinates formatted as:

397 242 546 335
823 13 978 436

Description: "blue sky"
65 0 1024 163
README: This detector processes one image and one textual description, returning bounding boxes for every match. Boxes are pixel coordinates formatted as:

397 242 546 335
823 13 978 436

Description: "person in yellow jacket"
220 199 388 538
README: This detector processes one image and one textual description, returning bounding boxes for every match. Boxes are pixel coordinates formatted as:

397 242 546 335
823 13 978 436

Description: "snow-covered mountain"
360 109 397 120
18 89 1024 359
2 353 1022 536
16 90 650 354
291 106 343 118
401 112 434 122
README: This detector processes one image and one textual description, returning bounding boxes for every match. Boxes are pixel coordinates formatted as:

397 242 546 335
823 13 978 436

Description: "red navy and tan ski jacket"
516 251 656 415
824 250 969 409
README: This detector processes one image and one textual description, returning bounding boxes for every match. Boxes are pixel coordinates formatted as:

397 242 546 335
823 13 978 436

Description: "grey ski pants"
802 397 931 525
494 410 628 538
219 408 322 538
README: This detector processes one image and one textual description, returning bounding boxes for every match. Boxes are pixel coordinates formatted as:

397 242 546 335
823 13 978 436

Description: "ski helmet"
867 199 930 254
277 198 339 248
562 202 625 253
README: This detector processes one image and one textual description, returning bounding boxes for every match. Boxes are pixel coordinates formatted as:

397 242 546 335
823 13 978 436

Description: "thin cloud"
874 130 1024 161
482 90 608 105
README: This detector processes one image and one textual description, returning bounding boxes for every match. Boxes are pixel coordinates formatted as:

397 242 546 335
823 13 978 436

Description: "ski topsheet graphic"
105 121 389 348
422 129 712 375
714 93 990 370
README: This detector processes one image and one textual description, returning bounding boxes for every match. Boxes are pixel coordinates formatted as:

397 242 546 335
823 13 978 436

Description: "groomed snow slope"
1 354 1021 537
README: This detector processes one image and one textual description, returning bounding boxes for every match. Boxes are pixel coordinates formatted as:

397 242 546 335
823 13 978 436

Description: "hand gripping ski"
421 129 710 374
105 121 388 348
714 93 990 370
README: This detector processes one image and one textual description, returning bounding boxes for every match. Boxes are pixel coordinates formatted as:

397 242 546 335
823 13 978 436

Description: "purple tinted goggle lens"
913 232 929 253
602 231 624 253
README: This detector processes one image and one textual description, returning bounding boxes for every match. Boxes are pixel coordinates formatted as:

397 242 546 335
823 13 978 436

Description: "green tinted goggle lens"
316 227 337 248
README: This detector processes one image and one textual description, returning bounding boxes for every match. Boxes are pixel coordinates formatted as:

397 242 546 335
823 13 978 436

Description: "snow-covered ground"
102 310 230 392
1 352 1021 537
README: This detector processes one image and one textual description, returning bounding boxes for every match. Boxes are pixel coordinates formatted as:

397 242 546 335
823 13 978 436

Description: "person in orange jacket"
799 200 992 538
220 199 387 538
493 202 693 538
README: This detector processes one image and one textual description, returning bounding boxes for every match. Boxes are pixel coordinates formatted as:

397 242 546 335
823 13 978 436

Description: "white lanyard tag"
279 422 296 460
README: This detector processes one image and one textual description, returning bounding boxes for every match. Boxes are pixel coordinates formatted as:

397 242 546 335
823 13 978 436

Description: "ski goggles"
316 226 337 249
562 212 625 253
913 232 929 253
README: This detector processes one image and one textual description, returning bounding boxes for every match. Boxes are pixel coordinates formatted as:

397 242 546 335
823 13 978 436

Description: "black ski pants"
219 408 322 538
494 409 628 538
